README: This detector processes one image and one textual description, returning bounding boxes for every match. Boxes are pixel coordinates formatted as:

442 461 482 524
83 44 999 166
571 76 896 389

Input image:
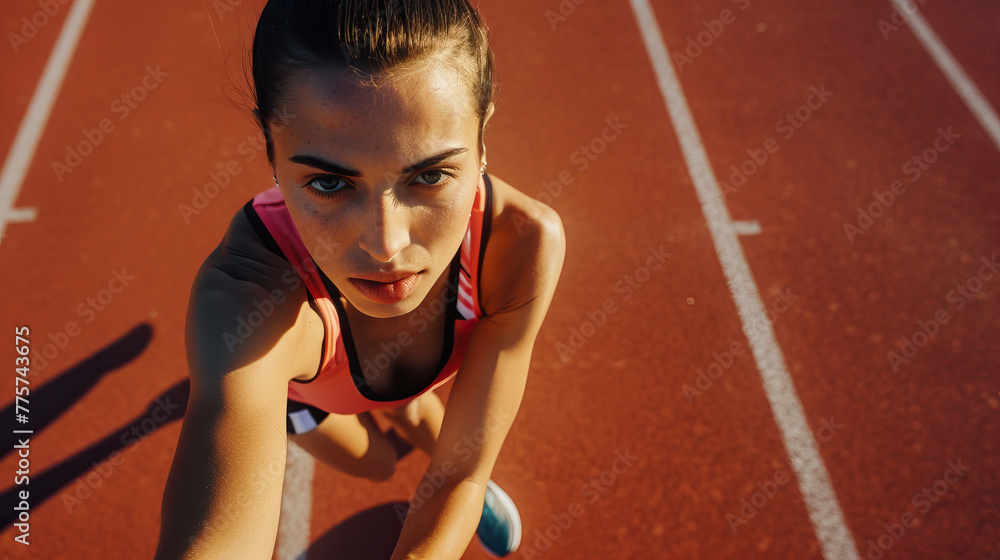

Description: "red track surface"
1 1 997 559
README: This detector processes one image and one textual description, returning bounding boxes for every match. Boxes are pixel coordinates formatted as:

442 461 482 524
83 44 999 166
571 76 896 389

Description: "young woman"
154 1 565 559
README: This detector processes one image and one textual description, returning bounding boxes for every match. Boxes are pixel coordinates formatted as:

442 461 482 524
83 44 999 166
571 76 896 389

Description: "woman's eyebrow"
401 148 469 173
288 147 468 177
287 154 361 176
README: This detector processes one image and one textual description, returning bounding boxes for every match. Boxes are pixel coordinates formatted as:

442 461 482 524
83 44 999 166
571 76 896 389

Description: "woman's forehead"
274 63 478 160
283 61 473 125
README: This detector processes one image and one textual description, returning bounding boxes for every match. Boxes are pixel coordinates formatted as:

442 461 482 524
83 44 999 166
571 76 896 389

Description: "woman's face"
269 58 488 319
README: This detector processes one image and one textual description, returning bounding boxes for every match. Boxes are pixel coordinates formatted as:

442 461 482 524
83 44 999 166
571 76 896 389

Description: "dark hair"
249 0 498 166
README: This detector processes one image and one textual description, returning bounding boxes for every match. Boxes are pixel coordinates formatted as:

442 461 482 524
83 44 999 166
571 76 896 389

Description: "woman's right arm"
154 265 315 559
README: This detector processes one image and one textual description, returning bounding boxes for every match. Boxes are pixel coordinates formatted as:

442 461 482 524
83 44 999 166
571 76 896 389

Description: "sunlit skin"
155 21 566 557
268 57 493 326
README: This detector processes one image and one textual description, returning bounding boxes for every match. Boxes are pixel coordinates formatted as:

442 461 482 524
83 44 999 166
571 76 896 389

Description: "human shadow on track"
1 323 191 529
301 501 412 559
2 323 155 456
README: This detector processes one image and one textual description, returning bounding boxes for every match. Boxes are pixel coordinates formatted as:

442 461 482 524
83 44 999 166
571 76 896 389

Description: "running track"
0 0 997 558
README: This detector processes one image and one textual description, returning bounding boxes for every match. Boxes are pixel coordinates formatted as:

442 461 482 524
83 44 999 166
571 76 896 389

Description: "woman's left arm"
390 203 566 560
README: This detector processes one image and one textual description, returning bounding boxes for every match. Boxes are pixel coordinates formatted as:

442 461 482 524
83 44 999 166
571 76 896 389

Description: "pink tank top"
242 174 493 415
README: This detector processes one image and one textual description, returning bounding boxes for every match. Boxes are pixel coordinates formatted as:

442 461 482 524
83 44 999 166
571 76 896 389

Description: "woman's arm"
154 266 316 559
390 202 567 560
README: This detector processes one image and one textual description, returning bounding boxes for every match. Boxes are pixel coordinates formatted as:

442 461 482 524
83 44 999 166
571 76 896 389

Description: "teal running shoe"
476 479 522 557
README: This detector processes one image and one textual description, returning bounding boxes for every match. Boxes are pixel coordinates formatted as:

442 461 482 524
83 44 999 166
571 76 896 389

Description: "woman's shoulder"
480 173 566 318
186 205 321 385
199 203 299 287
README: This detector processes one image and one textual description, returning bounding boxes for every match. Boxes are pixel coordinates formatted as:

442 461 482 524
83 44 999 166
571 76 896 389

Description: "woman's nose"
357 191 409 263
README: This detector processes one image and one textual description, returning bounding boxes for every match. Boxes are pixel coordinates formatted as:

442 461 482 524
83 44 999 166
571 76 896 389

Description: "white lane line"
276 440 314 560
627 2 861 559
7 207 38 222
891 0 1000 152
732 220 763 236
0 0 97 248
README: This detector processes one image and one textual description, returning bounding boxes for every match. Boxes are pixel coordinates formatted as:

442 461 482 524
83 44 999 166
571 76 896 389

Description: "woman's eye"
307 175 348 196
305 170 453 199
413 170 448 185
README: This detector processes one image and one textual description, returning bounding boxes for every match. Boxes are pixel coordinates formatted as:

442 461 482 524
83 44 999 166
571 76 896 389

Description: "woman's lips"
348 273 420 304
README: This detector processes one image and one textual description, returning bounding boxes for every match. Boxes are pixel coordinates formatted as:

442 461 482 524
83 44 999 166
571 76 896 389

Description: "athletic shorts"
287 399 331 435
